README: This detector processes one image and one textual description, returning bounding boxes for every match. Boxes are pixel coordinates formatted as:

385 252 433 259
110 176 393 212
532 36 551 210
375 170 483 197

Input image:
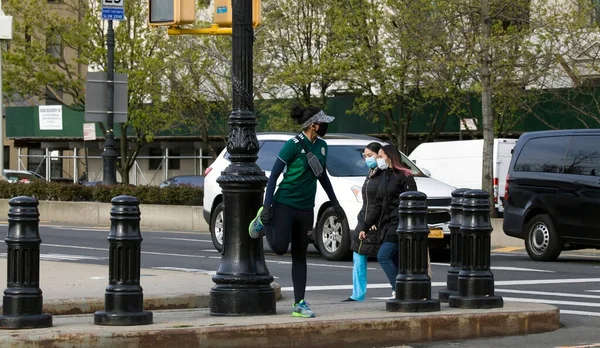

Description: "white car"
202 132 456 261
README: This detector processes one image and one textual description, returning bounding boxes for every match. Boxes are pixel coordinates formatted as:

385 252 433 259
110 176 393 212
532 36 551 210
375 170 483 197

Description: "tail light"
493 177 499 203
204 166 213 176
504 174 510 203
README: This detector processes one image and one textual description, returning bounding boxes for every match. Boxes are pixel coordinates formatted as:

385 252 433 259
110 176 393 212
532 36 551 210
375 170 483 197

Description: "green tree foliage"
4 0 182 183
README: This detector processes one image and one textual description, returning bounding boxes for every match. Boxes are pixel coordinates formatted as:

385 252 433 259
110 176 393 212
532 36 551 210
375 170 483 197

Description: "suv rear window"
514 136 569 173
564 135 600 176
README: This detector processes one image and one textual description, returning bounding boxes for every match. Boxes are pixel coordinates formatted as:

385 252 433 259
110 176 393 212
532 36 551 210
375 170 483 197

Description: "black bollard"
438 188 470 302
387 191 440 312
209 0 276 316
448 189 503 309
0 196 52 329
94 196 153 326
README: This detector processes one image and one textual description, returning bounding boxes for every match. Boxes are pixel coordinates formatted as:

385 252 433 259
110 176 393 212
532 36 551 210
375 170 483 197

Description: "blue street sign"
102 7 124 20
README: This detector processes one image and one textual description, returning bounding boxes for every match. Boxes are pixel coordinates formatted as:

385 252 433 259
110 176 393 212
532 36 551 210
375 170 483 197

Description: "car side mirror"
421 167 431 177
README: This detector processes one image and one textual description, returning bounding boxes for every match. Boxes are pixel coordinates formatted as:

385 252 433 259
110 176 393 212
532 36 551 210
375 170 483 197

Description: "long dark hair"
381 145 412 175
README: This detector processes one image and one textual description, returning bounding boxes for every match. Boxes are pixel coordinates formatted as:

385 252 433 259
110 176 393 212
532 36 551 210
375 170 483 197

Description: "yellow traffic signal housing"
214 0 262 28
148 0 196 27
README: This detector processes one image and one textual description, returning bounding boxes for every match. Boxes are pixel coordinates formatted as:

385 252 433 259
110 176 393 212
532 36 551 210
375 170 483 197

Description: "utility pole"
0 0 11 176
101 19 118 185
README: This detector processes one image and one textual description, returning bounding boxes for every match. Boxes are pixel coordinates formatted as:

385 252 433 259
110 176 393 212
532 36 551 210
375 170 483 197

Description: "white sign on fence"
83 123 96 141
39 105 63 130
460 118 478 131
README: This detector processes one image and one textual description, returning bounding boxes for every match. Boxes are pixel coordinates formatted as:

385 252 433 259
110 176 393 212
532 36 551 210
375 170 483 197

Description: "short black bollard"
94 196 153 326
449 189 503 309
0 196 52 329
387 191 440 312
438 188 470 302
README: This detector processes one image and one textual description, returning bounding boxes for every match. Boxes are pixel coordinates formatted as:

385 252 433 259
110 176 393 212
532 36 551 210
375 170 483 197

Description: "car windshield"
5 172 40 183
327 145 425 177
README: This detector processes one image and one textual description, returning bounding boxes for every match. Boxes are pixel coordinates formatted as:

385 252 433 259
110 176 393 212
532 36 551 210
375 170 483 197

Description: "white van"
408 139 517 214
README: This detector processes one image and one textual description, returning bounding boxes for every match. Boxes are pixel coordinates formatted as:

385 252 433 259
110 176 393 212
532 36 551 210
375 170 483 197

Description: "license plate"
428 229 444 239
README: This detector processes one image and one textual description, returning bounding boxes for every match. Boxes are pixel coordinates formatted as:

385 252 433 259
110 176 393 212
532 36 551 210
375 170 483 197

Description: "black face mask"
316 123 328 137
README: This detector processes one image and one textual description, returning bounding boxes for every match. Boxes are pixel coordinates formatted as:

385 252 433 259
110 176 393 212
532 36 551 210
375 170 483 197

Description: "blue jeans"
377 242 399 289
351 252 368 301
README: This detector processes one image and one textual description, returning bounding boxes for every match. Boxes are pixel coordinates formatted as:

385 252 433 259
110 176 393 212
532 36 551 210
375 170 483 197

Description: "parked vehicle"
3 170 45 183
203 132 456 261
409 138 517 214
503 129 600 261
160 175 205 189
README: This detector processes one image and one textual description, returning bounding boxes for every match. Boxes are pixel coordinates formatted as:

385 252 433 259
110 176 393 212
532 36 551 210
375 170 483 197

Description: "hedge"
0 181 203 206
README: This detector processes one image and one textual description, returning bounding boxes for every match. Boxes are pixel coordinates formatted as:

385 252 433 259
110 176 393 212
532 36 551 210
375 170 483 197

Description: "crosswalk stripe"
0 253 107 261
503 296 600 308
495 288 600 299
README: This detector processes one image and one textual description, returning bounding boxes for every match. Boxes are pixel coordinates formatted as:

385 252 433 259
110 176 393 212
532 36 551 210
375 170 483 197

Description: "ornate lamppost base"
210 285 276 316
0 313 52 329
448 295 504 309
438 286 456 302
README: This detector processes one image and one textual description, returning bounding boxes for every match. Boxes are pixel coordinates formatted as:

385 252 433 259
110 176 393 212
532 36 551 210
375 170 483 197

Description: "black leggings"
266 201 313 304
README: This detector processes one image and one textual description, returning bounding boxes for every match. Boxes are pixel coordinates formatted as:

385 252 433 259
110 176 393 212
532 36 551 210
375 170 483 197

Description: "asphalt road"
1 224 600 347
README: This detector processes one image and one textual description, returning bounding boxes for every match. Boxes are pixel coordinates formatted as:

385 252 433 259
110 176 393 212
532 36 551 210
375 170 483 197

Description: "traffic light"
214 0 262 28
148 0 196 27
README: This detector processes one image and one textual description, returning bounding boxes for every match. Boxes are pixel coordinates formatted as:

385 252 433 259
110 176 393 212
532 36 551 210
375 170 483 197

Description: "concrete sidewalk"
0 259 281 315
0 260 559 347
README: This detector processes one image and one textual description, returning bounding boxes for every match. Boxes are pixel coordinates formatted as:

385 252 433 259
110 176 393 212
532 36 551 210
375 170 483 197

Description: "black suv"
503 129 600 261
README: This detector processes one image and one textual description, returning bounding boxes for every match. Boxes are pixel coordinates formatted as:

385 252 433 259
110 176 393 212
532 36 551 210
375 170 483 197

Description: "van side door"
563 135 600 244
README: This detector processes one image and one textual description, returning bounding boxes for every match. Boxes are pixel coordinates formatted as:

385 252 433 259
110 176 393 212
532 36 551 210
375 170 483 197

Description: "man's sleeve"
278 139 297 164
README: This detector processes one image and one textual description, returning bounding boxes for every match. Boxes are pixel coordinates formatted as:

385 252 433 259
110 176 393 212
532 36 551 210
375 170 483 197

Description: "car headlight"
351 185 362 203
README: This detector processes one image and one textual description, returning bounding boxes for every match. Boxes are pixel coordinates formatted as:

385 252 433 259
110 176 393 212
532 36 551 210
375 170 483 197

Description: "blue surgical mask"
377 158 389 170
365 156 377 169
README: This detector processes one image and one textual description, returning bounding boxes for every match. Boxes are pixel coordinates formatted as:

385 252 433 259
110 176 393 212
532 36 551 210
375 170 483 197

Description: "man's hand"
359 231 366 240
260 205 273 226
333 204 346 224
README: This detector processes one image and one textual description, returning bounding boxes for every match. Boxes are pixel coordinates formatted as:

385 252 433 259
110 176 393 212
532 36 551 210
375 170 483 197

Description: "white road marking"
282 278 600 292
0 252 107 261
42 244 208 259
153 237 212 243
430 263 554 273
503 296 600 308
51 227 107 232
495 288 600 299
202 249 220 253
559 310 600 317
153 267 216 275
585 290 600 293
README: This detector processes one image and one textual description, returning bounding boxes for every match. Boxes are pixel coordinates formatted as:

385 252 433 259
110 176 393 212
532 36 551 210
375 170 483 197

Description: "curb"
0 304 559 347
11 283 282 316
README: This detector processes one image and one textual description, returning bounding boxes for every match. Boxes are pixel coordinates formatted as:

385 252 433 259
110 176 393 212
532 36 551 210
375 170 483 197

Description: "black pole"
438 188 470 302
209 0 276 316
94 195 153 326
387 191 440 312
448 189 503 309
0 197 52 329
102 19 118 185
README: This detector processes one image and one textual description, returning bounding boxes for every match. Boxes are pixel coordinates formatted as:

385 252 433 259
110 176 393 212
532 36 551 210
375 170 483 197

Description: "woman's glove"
333 204 347 224
260 205 273 226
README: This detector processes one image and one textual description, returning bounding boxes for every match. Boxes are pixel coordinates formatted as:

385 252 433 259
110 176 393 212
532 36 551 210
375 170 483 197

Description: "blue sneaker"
248 206 264 239
292 300 315 318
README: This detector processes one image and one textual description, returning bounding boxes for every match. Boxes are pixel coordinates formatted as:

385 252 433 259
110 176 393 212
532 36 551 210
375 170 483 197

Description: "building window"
50 150 63 179
148 148 163 171
168 148 181 170
46 28 62 58
3 146 9 170
27 148 46 178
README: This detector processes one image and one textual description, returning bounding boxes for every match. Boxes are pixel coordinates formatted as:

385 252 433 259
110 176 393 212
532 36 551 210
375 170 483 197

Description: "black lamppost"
209 0 276 316
102 19 118 185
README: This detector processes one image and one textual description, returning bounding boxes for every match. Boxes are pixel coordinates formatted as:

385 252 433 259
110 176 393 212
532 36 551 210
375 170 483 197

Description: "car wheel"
316 206 351 261
210 203 224 253
524 214 562 262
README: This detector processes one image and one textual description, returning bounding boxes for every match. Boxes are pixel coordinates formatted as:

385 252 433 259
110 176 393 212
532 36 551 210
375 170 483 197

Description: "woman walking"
249 105 346 318
342 142 384 302
356 145 417 294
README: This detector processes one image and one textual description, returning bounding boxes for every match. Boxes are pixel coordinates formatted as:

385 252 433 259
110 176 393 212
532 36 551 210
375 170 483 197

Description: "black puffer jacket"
357 168 417 244
351 168 384 257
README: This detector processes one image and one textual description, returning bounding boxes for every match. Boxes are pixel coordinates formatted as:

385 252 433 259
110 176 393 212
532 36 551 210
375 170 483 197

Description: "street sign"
83 123 96 141
84 71 128 123
102 0 124 20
